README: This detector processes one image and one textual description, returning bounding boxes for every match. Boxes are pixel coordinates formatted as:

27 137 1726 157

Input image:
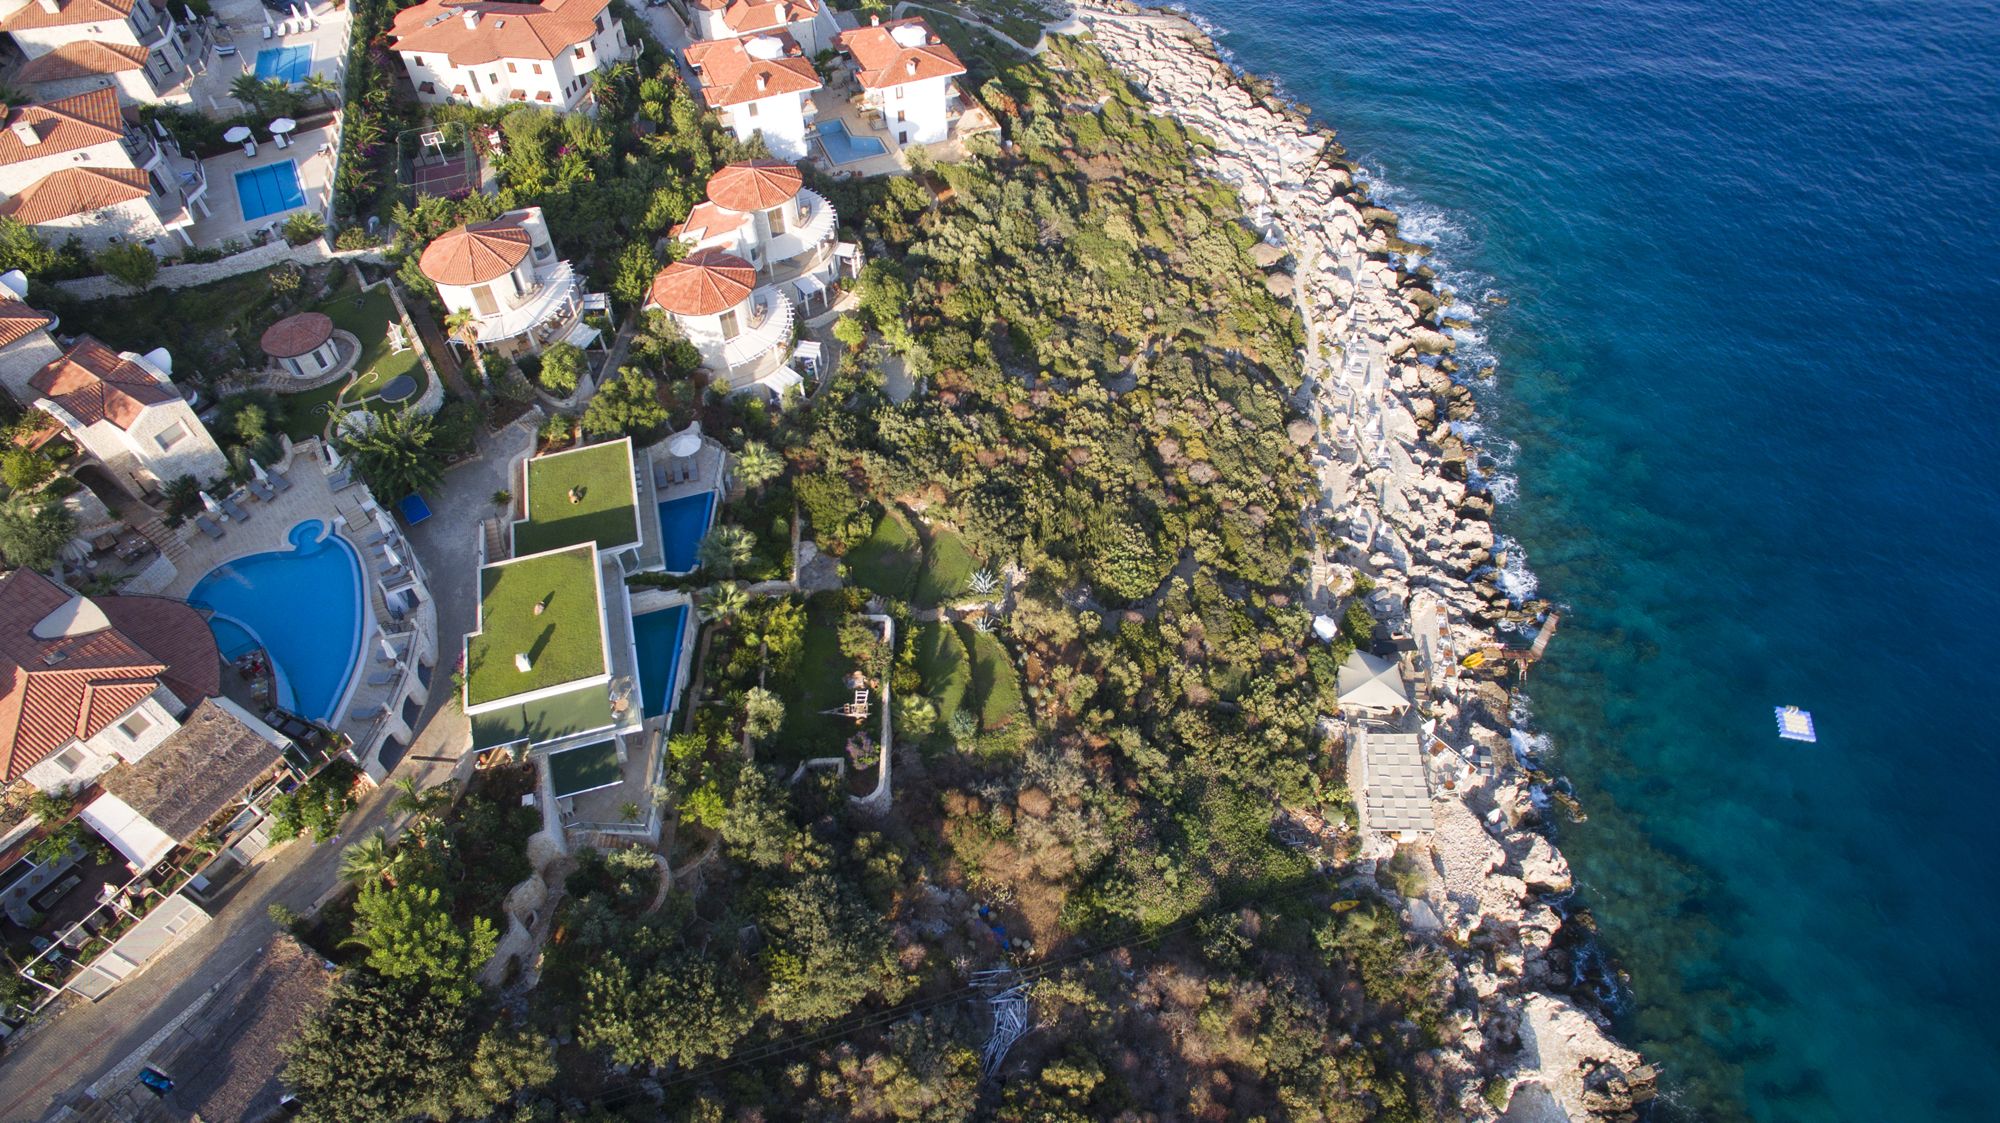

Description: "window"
120 712 152 739
896 110 905 123
719 309 740 339
597 13 608 31
895 87 904 99
53 746 85 773
507 62 517 73
765 205 787 234
746 102 759 118
574 46 586 60
156 422 186 451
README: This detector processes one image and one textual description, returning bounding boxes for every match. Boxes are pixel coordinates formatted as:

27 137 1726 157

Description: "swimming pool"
254 44 311 84
632 604 690 719
234 162 306 221
656 491 717 574
815 120 888 165
189 520 365 723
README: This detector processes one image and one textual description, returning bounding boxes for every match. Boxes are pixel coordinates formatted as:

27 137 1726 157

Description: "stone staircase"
134 514 186 565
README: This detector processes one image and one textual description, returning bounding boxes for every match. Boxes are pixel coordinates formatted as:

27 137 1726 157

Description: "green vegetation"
914 620 972 727
466 545 605 705
513 440 640 555
957 621 1026 736
846 507 923 598
266 759 360 844
334 407 444 502
317 279 421 403
915 523 983 607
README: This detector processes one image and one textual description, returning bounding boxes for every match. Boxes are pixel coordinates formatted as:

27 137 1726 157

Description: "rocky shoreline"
1063 4 1654 1119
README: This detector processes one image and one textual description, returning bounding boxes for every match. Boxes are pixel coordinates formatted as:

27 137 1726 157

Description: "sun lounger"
261 24 272 40
367 670 397 687
248 479 275 501
269 470 293 492
196 516 224 540
654 462 669 488
219 495 250 522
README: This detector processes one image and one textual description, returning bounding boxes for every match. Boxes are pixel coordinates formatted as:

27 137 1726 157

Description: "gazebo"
260 312 341 381
1337 649 1411 714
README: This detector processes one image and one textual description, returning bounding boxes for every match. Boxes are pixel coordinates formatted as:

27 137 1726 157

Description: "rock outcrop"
1070 6 1651 1119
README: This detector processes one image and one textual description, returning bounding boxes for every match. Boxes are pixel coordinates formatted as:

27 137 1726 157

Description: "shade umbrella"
378 633 399 663
381 541 402 571
201 491 223 516
223 125 252 142
270 117 296 149
249 459 270 484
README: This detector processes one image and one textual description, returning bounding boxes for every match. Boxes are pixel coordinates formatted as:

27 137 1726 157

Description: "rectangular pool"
548 740 621 799
234 162 306 221
655 491 716 574
816 120 888 165
254 44 312 84
632 604 690 719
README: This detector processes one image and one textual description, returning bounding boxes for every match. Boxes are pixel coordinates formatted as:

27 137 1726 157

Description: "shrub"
0 448 55 491
538 341 585 395
282 212 328 246
96 242 158 291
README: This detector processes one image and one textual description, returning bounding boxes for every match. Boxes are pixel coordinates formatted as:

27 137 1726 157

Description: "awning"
834 241 860 260
790 273 825 306
1337 649 1409 712
563 319 602 349
81 793 177 870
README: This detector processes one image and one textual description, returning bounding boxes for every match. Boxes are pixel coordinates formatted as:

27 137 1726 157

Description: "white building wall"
6 8 186 74
21 68 163 109
874 74 952 146
670 301 743 372
722 91 812 160
399 22 625 110
113 397 227 486
19 691 182 794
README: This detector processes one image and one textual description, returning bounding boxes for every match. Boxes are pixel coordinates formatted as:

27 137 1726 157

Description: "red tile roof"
390 0 610 67
0 569 179 782
0 0 138 32
705 159 802 213
259 312 334 359
683 34 820 108
28 335 174 430
0 166 150 224
0 300 54 349
670 200 750 242
837 17 965 89
649 249 755 317
92 595 220 717
0 88 128 168
722 0 819 36
15 41 150 84
418 212 532 286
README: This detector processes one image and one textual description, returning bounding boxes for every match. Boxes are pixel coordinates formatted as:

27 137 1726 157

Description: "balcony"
764 188 837 277
474 261 581 344
721 286 795 372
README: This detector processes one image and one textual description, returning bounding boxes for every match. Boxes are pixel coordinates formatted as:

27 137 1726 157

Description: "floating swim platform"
1775 705 1817 743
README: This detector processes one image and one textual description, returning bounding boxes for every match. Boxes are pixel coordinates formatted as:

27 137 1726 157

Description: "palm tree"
300 73 339 111
698 581 749 623
229 73 269 115
733 441 784 492
696 525 756 577
388 776 453 818
336 407 443 501
444 309 480 346
338 831 401 886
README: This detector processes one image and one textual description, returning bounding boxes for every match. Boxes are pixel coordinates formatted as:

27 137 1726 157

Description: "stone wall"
51 239 387 301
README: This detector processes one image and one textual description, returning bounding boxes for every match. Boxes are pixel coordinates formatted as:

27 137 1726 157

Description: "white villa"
683 33 821 161
0 271 61 400
0 88 208 252
646 248 795 387
390 0 630 112
0 0 203 108
0 567 225 796
835 16 968 149
418 206 591 357
17 335 226 497
673 159 857 315
688 0 837 55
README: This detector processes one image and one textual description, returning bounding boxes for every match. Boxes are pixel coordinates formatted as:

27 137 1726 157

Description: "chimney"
10 119 40 147
906 58 917 77
869 13 879 25
756 72 768 91
461 8 479 29
36 0 60 14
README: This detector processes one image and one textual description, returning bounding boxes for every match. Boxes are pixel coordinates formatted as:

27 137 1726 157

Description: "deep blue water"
1175 1 2000 1118
189 520 365 723
634 604 691 719
657 491 718 574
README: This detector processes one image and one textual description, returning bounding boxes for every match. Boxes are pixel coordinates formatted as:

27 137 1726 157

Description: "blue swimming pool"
632 604 690 719
189 520 365 722
815 120 888 164
234 162 305 221
254 44 311 83
656 491 716 574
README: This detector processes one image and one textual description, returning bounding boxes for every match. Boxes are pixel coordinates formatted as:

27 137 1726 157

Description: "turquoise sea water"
1173 1 2000 1118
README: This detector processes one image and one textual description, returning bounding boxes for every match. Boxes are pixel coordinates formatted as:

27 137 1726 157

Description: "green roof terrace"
512 438 643 557
464 543 609 711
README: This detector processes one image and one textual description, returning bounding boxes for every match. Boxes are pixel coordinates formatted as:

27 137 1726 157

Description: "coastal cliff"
1064 4 1654 1118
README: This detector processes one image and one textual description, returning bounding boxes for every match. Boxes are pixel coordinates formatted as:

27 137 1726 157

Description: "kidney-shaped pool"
189 519 366 723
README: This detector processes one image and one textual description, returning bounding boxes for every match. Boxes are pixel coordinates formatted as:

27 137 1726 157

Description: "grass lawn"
848 508 922 600
913 620 971 723
321 281 421 400
275 378 345 441
914 524 982 608
770 614 860 764
956 622 1025 734
514 440 641 555
467 545 605 706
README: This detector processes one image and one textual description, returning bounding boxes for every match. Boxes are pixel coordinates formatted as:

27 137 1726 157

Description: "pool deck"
182 0 353 117
189 120 340 248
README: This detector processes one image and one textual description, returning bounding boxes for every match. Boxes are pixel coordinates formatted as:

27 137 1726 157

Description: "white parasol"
223 125 252 142
249 459 270 484
201 491 223 516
